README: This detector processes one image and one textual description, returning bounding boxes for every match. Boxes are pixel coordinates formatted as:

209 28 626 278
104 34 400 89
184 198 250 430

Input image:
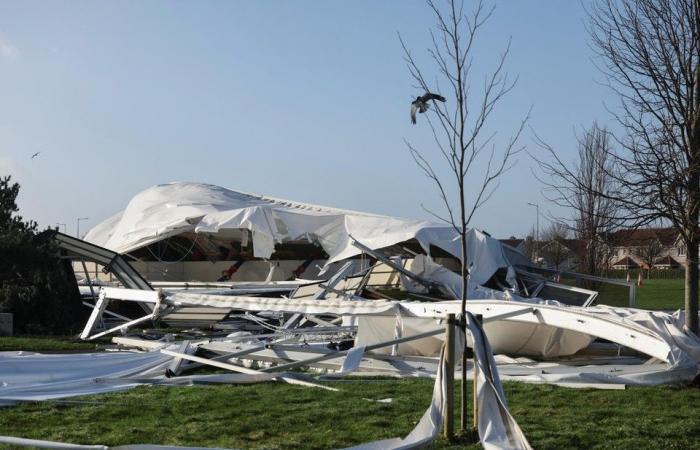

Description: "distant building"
500 227 687 272
499 236 580 271
608 228 685 270
611 256 639 270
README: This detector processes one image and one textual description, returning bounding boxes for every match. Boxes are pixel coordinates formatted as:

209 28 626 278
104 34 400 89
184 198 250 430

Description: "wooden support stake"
473 314 483 430
444 313 455 440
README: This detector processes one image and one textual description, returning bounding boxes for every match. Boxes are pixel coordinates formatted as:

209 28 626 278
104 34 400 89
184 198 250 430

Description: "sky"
0 0 613 239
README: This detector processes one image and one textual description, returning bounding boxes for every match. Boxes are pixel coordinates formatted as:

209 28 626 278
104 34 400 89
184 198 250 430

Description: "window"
679 245 686 257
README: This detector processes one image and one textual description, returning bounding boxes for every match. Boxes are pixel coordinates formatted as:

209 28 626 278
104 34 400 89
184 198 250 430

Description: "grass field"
633 278 687 310
585 277 686 310
1 380 700 450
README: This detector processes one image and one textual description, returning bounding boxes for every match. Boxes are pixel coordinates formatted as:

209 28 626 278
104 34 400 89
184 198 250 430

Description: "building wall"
610 242 686 268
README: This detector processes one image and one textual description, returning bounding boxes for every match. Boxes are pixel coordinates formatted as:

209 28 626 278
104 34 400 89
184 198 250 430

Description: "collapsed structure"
3 181 700 450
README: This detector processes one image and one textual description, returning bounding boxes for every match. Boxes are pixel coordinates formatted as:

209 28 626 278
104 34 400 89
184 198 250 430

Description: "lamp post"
527 202 539 264
55 222 67 233
76 217 88 239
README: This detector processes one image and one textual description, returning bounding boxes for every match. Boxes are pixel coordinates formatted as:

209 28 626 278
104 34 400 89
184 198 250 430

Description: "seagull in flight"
30 152 40 159
410 92 446 124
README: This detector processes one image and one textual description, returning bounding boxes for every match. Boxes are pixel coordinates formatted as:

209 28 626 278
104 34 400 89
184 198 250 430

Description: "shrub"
0 176 84 334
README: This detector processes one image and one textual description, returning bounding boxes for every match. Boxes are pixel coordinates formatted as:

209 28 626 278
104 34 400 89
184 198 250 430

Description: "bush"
0 176 84 334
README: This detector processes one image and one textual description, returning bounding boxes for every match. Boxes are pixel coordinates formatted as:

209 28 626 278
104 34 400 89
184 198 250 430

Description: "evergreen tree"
0 175 83 334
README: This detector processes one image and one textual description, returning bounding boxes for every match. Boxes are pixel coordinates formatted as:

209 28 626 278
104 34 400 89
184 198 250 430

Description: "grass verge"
1 380 700 449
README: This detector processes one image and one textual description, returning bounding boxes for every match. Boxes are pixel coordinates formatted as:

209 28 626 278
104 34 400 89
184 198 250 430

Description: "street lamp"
76 217 88 239
55 222 67 233
527 202 540 264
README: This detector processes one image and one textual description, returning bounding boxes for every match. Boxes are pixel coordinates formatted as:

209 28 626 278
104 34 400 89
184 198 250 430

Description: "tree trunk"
685 236 699 334
459 200 468 431
688 0 700 336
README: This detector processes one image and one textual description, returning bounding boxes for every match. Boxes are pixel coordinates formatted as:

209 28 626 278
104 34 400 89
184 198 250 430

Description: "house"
608 227 685 270
537 238 582 271
654 255 681 269
611 256 639 270
501 226 688 272
499 236 581 271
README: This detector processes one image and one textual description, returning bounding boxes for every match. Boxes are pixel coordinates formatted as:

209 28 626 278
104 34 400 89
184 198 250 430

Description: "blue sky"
0 0 612 238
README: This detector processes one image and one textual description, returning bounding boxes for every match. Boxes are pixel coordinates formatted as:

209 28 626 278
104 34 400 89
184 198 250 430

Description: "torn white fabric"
339 346 366 375
407 255 520 300
355 315 445 357
84 182 524 284
346 313 532 450
581 305 700 365
340 343 456 450
0 436 238 450
0 350 181 406
466 313 533 450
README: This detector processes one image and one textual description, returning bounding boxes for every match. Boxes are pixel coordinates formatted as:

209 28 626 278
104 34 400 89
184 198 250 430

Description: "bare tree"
540 221 572 271
635 237 663 278
532 123 617 276
521 226 537 262
400 0 528 431
587 0 700 333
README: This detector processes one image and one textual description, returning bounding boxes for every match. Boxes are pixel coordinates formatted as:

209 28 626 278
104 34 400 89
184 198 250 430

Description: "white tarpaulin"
0 350 179 405
466 313 532 450
84 182 521 285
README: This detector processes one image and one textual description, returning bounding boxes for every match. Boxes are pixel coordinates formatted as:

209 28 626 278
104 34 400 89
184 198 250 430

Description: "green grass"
585 278 685 310
633 278 687 310
1 380 700 449
0 336 100 352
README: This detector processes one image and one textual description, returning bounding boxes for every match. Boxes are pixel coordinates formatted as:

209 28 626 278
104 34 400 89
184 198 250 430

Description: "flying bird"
30 152 40 159
410 92 446 124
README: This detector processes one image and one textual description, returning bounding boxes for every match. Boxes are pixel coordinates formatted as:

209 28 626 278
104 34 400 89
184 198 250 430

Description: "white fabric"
0 436 237 450
338 346 367 375
408 255 520 299
348 313 532 450
341 343 455 450
0 350 179 405
355 316 445 357
84 182 520 284
582 306 700 365
467 313 532 450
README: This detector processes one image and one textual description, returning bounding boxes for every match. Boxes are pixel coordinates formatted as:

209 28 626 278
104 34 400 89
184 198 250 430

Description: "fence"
605 268 685 280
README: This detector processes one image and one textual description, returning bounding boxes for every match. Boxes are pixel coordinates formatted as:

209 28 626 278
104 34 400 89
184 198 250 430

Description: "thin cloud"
0 37 18 57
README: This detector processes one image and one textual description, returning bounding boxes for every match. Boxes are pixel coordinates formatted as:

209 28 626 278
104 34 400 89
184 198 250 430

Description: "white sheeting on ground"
0 436 238 450
84 182 521 284
0 350 179 406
